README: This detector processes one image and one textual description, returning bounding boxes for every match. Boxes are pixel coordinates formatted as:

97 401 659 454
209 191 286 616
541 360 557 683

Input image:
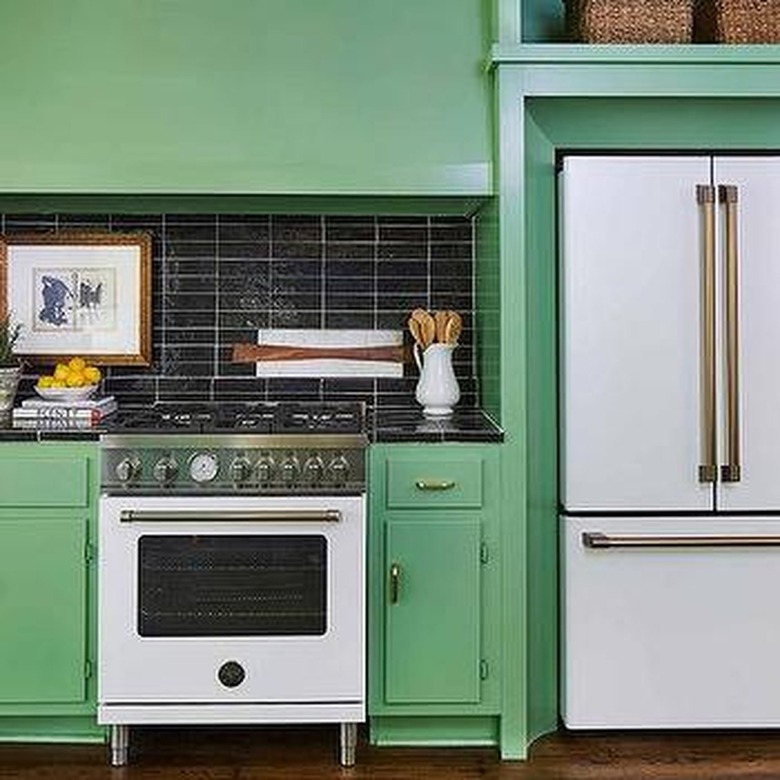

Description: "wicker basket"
565 0 694 42
696 0 780 42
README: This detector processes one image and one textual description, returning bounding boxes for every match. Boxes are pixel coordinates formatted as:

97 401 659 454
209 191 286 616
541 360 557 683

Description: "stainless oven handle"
119 509 342 523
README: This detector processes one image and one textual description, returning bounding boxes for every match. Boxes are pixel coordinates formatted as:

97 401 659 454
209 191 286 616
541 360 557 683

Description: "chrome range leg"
339 722 357 767
110 724 130 767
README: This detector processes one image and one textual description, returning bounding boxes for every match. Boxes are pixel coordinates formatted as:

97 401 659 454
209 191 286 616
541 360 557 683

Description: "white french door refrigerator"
560 155 780 729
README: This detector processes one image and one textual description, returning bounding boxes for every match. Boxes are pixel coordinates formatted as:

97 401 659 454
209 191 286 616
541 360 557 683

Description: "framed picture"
0 231 152 365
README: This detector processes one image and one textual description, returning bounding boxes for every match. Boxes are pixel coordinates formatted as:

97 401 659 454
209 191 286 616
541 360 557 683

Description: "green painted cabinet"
0 442 103 743
384 519 482 704
369 443 502 749
0 519 87 704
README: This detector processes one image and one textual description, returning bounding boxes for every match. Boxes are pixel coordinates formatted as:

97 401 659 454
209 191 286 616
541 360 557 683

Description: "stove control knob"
153 456 179 484
302 454 325 483
256 455 275 483
327 454 350 483
115 457 141 484
280 455 300 484
229 456 253 484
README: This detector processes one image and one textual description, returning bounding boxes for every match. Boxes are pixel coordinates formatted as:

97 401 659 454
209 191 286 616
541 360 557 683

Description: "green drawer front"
386 457 483 509
0 458 89 507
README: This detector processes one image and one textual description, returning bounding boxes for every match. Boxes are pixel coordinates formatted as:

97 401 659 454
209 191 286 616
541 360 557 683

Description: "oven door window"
138 535 327 637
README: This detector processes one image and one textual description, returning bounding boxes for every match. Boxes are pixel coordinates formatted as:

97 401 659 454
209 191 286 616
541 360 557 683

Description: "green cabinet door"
385 519 482 704
0 519 87 704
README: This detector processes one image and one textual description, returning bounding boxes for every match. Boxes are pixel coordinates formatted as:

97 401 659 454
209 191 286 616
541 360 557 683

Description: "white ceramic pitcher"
413 343 460 417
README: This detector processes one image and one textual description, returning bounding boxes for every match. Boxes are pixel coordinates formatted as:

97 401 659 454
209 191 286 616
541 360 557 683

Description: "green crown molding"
492 47 780 98
493 42 780 64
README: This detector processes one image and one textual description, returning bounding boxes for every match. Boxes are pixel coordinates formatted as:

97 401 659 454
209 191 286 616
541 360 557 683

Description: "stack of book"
12 395 118 429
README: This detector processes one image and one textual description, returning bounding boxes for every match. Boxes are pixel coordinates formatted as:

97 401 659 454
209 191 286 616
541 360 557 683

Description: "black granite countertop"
0 426 102 442
369 407 503 443
0 405 504 445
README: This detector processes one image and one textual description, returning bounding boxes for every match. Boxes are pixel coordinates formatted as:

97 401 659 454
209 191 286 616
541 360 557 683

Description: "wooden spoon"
410 308 435 349
408 316 423 348
434 310 449 344
418 312 436 349
444 311 462 345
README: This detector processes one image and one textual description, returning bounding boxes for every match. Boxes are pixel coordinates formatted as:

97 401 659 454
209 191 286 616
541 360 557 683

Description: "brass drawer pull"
389 562 401 604
415 479 456 491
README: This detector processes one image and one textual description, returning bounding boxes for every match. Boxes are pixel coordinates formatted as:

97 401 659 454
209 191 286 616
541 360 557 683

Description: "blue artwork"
38 275 73 327
33 267 116 333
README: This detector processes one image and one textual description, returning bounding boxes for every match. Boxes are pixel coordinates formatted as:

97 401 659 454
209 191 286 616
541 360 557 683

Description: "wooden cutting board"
232 343 409 363
233 329 406 378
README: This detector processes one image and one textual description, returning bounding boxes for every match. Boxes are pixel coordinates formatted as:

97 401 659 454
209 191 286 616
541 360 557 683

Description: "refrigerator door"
562 514 780 728
714 157 780 511
561 156 713 511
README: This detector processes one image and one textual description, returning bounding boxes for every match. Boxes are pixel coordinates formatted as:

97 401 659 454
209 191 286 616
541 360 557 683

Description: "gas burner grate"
104 401 365 435
278 403 364 434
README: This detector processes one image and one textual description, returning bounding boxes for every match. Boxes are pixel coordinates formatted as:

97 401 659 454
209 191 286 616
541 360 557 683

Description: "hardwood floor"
3 726 780 779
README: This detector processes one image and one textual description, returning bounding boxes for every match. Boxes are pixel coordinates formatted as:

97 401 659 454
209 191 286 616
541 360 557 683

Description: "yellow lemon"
37 375 55 388
53 364 69 381
51 379 67 388
65 372 85 387
68 356 87 373
84 366 102 384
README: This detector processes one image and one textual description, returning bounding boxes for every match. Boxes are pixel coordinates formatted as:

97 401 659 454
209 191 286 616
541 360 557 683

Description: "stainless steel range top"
100 402 367 495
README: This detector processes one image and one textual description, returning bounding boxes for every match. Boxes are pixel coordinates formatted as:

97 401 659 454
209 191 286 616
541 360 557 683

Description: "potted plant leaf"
0 312 23 417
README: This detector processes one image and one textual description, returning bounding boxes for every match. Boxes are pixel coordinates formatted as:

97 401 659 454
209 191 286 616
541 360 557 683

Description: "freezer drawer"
562 515 780 728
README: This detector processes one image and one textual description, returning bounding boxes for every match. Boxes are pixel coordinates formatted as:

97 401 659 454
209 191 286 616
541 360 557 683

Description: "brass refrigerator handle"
583 531 780 549
389 562 401 604
720 184 742 483
697 185 718 484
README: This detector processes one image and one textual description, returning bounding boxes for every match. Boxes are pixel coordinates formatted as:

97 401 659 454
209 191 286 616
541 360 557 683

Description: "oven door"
98 494 364 706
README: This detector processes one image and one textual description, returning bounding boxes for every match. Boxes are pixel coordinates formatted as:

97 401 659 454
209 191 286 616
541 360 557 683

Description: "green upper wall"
0 0 492 196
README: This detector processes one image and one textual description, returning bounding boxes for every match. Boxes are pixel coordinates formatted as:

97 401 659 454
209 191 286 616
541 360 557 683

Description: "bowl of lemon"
36 357 102 402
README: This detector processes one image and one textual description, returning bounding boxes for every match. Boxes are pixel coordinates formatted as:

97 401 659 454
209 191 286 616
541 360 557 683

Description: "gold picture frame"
0 231 152 365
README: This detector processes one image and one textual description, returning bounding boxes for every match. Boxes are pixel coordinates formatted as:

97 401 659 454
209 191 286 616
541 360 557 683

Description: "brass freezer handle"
415 479 456 491
389 562 401 604
582 532 780 549
119 509 342 523
720 184 742 483
697 185 718 484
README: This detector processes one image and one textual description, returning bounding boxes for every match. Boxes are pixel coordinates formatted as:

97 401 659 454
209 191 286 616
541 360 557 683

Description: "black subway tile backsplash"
5 212 476 411
213 377 268 401
324 311 374 329
325 221 375 243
